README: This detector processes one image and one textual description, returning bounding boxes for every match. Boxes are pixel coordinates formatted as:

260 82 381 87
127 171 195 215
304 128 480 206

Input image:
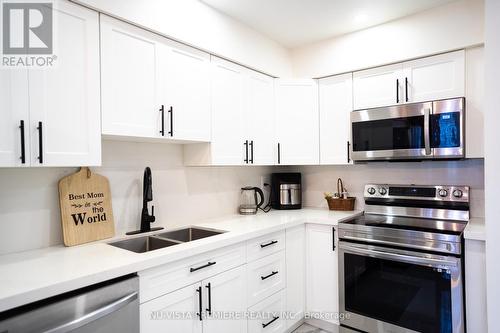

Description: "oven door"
351 102 433 161
339 242 464 333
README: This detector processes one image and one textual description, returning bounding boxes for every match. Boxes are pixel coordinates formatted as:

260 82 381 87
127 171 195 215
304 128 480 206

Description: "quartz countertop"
0 208 361 312
464 218 486 241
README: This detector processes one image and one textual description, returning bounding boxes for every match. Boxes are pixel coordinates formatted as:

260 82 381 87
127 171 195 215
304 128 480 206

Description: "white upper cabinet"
246 72 276 165
353 63 403 110
184 57 276 166
319 73 353 165
0 70 29 167
209 56 246 165
101 15 211 142
29 1 101 167
353 50 465 110
404 50 465 103
275 79 319 165
158 41 211 142
100 15 160 138
465 46 484 158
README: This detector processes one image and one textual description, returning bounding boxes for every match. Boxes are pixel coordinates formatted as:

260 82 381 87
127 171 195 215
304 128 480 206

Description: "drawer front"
246 231 285 262
248 290 286 333
139 243 245 303
247 251 286 306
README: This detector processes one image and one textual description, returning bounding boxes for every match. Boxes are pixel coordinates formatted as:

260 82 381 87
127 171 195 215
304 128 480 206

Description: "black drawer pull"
405 77 409 102
261 271 278 280
19 120 25 164
196 286 203 321
37 121 43 164
168 106 173 137
332 227 336 252
262 316 279 328
249 140 254 164
190 261 216 273
260 240 278 248
396 79 399 103
159 105 165 136
244 140 249 164
205 283 212 315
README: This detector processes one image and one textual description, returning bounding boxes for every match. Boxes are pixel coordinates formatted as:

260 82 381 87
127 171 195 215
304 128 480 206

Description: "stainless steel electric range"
338 184 469 333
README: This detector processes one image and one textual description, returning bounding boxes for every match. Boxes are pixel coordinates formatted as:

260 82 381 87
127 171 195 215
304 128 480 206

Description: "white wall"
291 159 484 217
484 0 500 331
0 141 275 255
291 0 484 78
72 0 292 77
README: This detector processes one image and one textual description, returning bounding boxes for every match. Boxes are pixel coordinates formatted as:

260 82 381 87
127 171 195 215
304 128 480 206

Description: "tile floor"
293 323 330 333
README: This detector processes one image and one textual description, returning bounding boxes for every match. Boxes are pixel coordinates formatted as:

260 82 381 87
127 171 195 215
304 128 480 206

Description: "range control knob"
438 189 449 197
453 189 464 198
379 188 388 195
367 187 376 195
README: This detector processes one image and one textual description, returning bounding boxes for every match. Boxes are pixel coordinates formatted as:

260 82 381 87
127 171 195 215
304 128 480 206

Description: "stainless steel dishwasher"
0 275 139 333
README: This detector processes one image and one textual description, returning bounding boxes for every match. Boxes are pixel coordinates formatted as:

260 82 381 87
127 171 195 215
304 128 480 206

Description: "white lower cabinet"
247 251 286 306
285 225 305 330
248 290 286 333
306 224 339 325
140 266 247 333
465 238 487 333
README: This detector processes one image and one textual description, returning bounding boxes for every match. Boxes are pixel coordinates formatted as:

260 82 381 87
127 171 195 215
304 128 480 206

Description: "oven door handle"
340 243 458 269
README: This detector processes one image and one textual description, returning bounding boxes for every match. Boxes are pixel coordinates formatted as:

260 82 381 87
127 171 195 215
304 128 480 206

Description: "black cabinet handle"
277 143 281 164
261 271 279 280
405 77 409 102
19 120 25 164
37 121 43 164
347 141 351 164
190 261 216 273
262 316 279 328
159 105 165 136
249 140 254 164
396 79 399 103
196 286 203 321
168 106 173 137
332 227 336 252
205 283 212 315
244 140 249 164
260 240 278 248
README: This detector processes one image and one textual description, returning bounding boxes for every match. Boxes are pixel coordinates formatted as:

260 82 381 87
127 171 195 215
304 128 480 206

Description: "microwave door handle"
424 108 431 156
340 243 458 269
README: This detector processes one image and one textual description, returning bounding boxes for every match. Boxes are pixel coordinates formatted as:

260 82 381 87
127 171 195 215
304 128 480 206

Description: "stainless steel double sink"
109 227 226 253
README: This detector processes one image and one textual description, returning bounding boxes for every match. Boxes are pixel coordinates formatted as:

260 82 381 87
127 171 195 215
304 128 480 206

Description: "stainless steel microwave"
350 97 465 161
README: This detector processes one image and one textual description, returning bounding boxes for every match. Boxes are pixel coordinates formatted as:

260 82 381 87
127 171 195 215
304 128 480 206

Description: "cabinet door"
210 57 246 165
0 70 29 167
306 224 339 325
247 71 275 165
404 50 465 103
275 79 319 165
319 73 353 165
353 63 403 109
160 42 211 141
285 225 305 330
202 266 247 333
465 47 484 158
248 289 286 333
28 1 101 166
100 15 160 138
140 283 202 333
465 239 487 333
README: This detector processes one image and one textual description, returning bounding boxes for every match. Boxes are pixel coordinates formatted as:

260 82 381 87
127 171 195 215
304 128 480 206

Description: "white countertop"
464 218 486 241
0 208 361 313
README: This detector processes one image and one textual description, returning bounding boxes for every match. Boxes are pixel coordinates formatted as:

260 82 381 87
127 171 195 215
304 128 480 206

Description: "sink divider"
151 235 185 244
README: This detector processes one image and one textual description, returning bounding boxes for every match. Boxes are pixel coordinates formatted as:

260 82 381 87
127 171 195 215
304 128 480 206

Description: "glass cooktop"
341 214 467 236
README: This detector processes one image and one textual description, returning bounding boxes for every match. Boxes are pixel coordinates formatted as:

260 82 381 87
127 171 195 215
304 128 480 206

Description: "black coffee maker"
271 173 302 210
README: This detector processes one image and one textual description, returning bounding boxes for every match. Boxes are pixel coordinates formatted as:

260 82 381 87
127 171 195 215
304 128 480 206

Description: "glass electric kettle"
239 186 264 215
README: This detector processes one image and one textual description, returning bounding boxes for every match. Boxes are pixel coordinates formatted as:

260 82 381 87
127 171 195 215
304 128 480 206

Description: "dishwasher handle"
42 291 138 333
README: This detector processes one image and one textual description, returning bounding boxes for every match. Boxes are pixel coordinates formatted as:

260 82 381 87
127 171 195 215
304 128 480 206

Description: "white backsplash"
291 159 484 217
0 141 276 255
0 141 484 256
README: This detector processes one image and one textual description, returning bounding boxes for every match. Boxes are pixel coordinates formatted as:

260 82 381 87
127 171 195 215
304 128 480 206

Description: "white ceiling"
200 0 456 48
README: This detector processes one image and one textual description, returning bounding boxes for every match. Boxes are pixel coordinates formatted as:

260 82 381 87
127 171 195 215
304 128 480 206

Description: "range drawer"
139 243 245 303
248 290 286 333
247 251 286 306
246 231 285 262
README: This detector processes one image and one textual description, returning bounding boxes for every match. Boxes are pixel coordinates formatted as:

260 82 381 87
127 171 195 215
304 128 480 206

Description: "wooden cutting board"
58 167 115 246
